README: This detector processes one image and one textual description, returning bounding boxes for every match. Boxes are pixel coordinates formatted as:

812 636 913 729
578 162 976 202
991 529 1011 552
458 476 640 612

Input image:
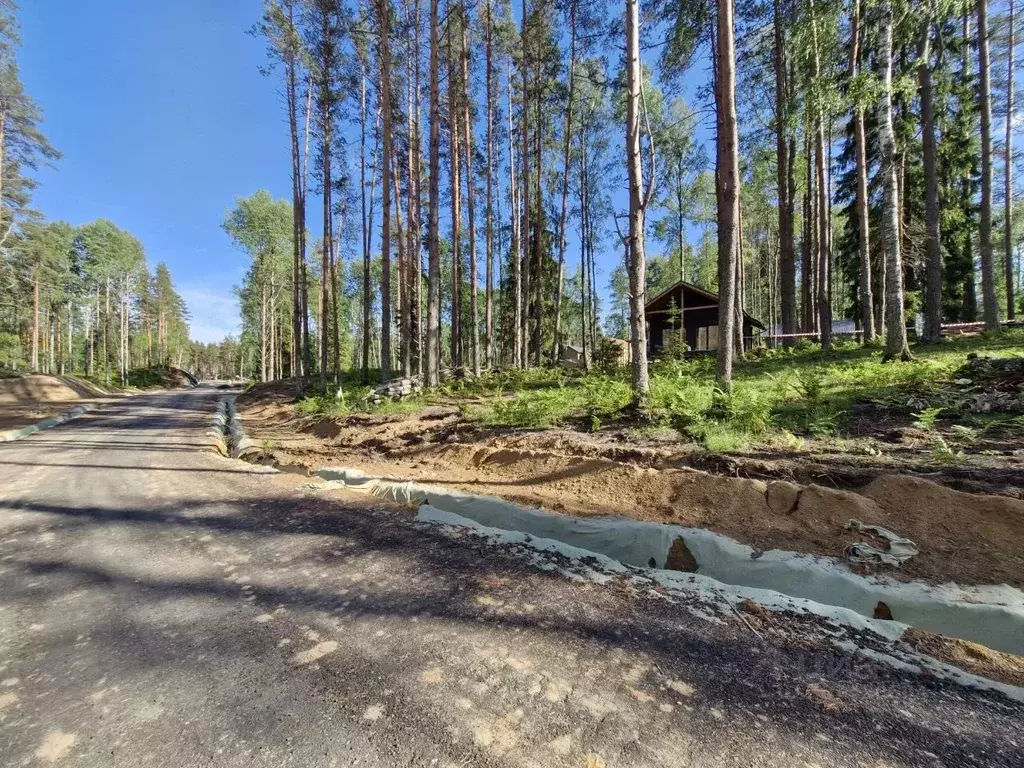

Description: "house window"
697 326 718 351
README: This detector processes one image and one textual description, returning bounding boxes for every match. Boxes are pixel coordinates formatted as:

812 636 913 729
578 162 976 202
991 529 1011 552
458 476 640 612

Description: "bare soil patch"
0 374 115 404
902 628 1024 689
236 384 1024 588
165 367 198 388
0 375 122 432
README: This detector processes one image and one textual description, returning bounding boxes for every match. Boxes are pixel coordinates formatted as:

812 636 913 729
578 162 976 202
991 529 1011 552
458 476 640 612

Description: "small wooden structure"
644 280 765 357
560 344 585 365
601 337 632 366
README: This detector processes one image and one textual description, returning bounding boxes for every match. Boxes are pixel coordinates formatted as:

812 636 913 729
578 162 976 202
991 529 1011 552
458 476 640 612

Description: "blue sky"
20 0 290 342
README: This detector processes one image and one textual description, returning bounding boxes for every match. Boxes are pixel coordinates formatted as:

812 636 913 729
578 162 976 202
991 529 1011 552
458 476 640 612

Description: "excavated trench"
313 466 1024 658
216 398 1024 661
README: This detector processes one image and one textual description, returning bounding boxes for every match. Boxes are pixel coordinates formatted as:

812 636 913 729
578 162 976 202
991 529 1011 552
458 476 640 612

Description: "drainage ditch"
215 397 1024 659
210 396 257 459
313 466 1024 657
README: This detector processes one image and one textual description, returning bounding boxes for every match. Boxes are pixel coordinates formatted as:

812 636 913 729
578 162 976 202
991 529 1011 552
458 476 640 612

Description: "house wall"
647 313 759 356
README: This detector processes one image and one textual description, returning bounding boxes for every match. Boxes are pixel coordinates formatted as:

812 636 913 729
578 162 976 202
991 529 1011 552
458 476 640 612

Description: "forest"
227 0 1021 417
0 3 198 384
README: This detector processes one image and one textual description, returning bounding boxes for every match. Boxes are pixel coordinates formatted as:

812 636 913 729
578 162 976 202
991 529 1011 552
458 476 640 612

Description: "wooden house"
644 280 765 357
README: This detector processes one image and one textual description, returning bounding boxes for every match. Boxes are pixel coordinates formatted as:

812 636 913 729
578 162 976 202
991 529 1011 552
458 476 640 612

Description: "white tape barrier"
314 466 1024 656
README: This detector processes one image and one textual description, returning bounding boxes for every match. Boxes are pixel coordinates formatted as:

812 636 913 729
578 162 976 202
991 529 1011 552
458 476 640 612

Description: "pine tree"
919 3 942 343
252 0 308 386
715 0 740 387
977 0 1000 330
1004 0 1015 319
378 0 393 381
848 0 874 342
625 0 652 410
425 0 442 385
774 0 798 345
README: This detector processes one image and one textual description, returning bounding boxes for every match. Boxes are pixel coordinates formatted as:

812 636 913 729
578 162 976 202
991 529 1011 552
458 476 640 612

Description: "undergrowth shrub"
486 392 560 428
285 328 1024 452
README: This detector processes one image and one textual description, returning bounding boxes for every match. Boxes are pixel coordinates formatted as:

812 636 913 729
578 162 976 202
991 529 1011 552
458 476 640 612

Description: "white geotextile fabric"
417 504 1024 703
212 397 257 459
315 466 1024 655
315 467 679 568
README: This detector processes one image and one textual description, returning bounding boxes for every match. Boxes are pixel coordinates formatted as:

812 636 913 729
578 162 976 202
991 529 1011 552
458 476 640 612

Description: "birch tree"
875 0 911 360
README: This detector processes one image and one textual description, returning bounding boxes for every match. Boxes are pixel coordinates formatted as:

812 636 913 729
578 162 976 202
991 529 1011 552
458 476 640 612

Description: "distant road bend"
0 386 1021 767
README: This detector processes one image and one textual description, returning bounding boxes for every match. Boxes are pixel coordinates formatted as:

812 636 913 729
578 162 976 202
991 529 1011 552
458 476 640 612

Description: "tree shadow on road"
1 489 1022 767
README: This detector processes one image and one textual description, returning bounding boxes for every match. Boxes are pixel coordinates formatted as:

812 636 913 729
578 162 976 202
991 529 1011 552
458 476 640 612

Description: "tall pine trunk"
260 281 267 382
380 0 393 381
625 0 651 410
360 66 372 383
977 0 1000 330
715 0 740 388
425 0 442 386
394 161 411 375
801 129 813 333
552 0 577 363
919 14 942 343
408 0 423 374
850 0 874 342
579 132 590 368
448 5 462 369
461 6 480 375
31 269 39 370
810 0 831 352
532 67 543 367
508 59 522 368
318 13 333 386
286 7 303 386
520 0 531 368
773 0 797 346
332 211 342 382
1005 0 1016 319
484 0 494 368
300 83 312 383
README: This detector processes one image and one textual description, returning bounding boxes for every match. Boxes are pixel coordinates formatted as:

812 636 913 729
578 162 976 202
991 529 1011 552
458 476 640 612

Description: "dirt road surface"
0 387 1021 767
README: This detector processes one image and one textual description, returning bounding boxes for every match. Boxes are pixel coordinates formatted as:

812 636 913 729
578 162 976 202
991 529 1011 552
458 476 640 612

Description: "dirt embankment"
236 382 1024 589
0 373 117 403
165 367 198 387
0 374 123 432
902 628 1024 689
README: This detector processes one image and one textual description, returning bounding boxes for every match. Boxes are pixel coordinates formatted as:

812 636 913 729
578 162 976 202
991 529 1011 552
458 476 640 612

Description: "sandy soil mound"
167 367 198 387
0 374 116 404
0 374 123 433
236 378 300 409
328 444 1024 587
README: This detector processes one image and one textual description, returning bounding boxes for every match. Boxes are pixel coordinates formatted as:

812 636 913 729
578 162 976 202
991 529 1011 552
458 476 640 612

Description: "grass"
294 368 430 419
293 329 1024 453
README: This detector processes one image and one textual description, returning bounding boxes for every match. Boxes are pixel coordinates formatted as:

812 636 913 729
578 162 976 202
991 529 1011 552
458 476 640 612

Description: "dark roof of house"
644 279 766 330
